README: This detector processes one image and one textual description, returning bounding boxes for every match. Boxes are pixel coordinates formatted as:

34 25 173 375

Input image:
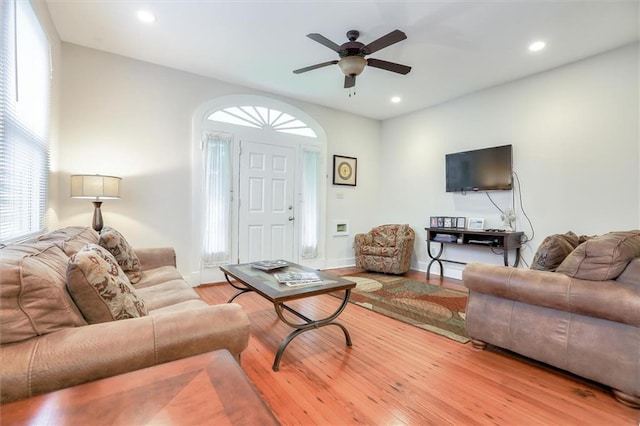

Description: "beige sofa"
463 230 640 407
354 224 415 274
1 226 250 403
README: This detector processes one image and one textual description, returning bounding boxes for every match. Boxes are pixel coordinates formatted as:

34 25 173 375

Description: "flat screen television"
445 145 513 192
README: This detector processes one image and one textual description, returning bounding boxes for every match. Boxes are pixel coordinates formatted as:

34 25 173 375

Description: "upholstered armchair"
354 224 415 274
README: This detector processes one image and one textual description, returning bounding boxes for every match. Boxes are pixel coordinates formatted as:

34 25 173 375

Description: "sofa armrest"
1 303 249 403
135 247 176 270
463 263 640 326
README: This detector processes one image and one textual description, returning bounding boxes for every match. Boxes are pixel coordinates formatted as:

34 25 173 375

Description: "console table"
425 227 524 279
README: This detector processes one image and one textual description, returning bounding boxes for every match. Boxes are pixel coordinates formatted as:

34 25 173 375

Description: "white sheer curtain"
300 149 319 258
202 132 232 267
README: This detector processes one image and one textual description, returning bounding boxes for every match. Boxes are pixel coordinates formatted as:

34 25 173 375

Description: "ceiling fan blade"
293 60 339 74
307 33 343 53
362 29 407 55
344 75 356 89
367 58 412 75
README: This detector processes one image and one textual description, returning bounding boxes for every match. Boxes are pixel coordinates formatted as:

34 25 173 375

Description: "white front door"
238 140 296 263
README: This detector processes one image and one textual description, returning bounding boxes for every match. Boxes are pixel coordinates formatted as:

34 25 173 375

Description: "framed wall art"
333 155 357 186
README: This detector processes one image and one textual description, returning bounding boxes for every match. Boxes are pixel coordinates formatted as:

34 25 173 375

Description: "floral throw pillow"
99 227 143 284
67 244 148 323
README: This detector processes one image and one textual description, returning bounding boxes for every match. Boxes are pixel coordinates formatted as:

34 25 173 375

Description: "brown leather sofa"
354 224 415 274
463 230 640 408
1 226 250 403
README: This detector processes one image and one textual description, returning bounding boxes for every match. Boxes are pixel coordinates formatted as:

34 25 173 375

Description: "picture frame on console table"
468 217 484 230
332 155 357 186
456 217 466 229
430 217 439 228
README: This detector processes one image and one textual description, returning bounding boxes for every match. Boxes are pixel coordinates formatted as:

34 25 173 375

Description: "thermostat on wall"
332 220 350 236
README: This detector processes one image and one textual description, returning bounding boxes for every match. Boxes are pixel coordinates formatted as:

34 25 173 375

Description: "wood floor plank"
198 268 639 425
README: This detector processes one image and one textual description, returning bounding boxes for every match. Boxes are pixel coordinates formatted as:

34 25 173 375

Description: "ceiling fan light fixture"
338 56 367 76
294 30 410 90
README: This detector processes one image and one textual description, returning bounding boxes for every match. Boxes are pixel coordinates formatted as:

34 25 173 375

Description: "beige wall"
379 43 640 278
54 44 381 281
44 6 638 281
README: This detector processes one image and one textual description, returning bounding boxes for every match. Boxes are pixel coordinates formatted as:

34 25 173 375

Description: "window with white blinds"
0 1 51 243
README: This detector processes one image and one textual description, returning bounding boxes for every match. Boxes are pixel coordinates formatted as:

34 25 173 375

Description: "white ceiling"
45 0 639 120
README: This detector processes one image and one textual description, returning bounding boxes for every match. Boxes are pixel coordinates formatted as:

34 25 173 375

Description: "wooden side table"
1 350 280 426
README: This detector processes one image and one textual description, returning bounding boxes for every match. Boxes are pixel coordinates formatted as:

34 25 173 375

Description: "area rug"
338 272 469 343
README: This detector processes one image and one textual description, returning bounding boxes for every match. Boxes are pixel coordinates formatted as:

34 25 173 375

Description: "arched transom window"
208 106 317 138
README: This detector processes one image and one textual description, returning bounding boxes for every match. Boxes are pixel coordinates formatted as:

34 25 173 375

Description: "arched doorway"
191 95 327 284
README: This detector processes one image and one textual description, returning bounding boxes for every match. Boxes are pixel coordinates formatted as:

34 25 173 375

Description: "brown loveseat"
354 224 415 274
463 230 640 407
1 226 250 403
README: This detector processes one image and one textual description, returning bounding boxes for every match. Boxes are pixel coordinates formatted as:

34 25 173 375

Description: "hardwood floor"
197 268 638 425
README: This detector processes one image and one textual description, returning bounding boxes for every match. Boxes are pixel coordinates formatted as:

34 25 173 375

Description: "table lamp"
70 174 122 232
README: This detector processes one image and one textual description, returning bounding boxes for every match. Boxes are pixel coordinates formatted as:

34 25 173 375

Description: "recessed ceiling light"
137 10 156 23
529 41 546 52
391 96 401 103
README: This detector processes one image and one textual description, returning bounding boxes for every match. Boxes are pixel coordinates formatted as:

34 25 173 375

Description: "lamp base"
92 201 103 232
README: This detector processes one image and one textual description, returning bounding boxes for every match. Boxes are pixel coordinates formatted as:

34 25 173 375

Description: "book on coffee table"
250 260 289 271
274 272 322 286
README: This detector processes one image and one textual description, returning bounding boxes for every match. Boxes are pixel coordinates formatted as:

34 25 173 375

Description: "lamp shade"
338 56 367 76
70 175 121 199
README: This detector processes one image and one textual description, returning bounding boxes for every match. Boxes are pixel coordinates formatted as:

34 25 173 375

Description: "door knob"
288 216 295 221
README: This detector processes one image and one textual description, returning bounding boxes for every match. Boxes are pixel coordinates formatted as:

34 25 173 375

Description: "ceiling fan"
293 29 412 89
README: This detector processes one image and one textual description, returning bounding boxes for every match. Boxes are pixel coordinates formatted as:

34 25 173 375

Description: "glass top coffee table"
220 261 356 371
